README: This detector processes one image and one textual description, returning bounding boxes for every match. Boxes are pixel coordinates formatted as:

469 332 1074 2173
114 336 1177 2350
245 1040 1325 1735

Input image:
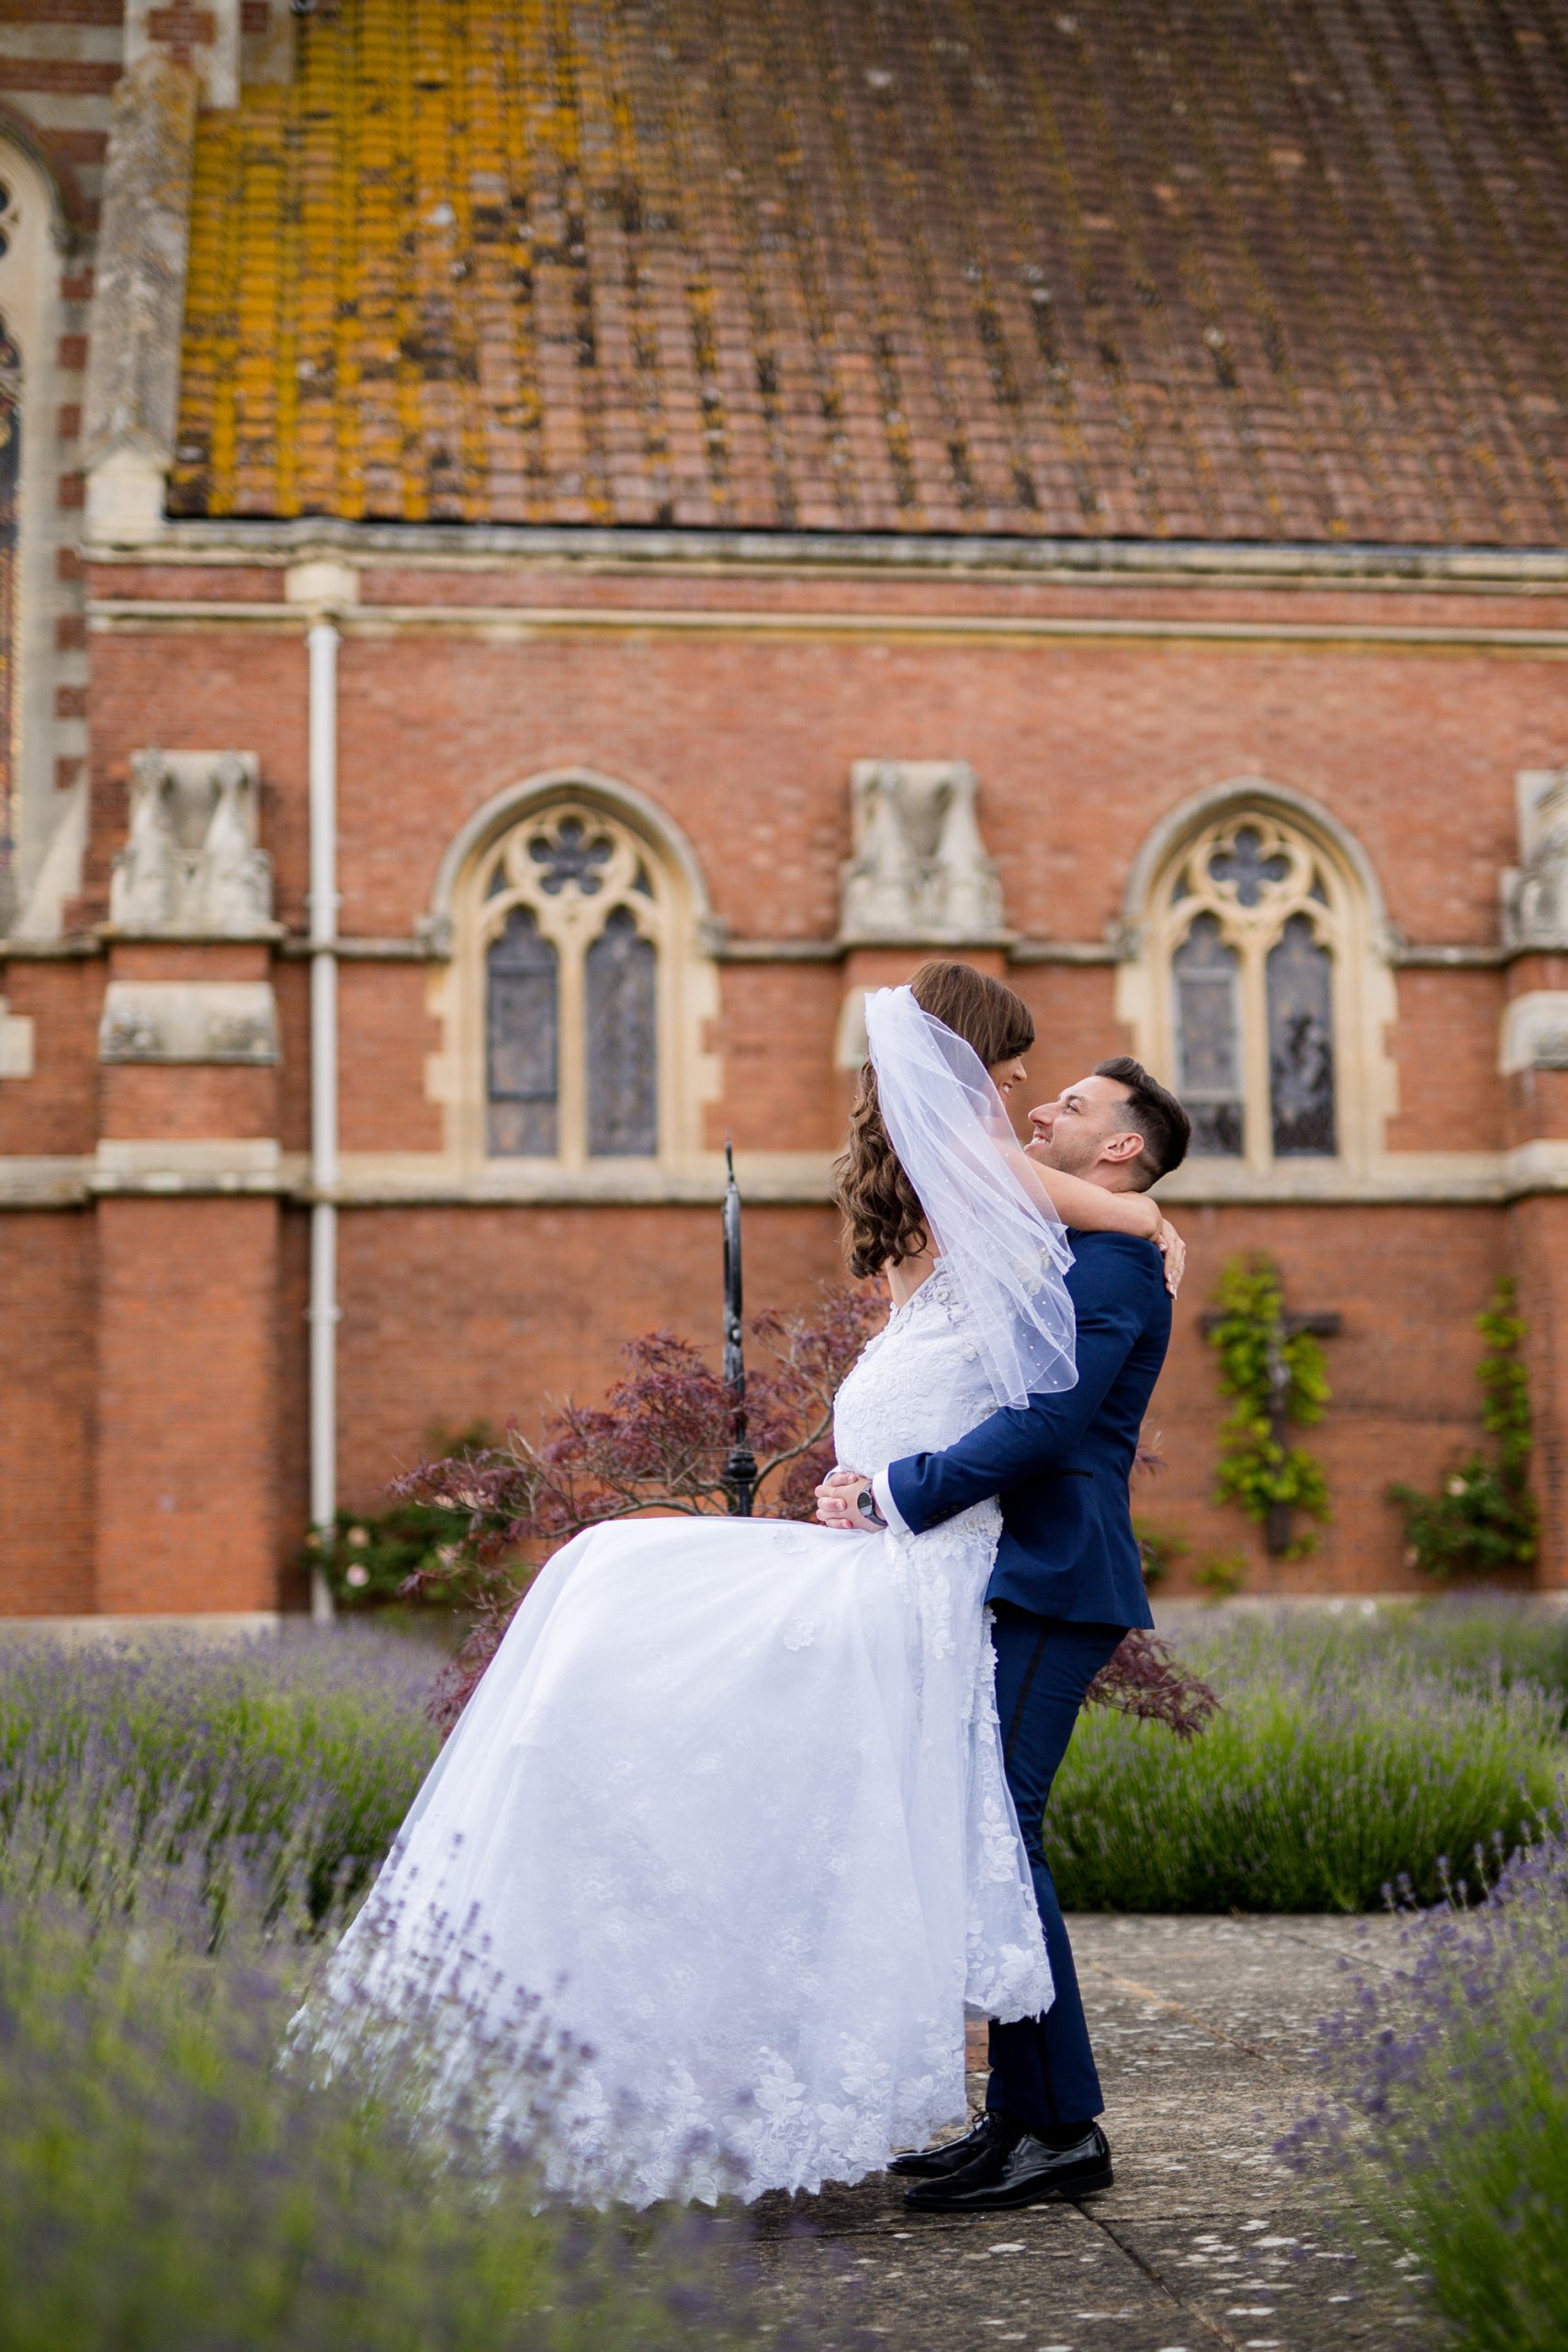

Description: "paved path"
749 1915 1423 2352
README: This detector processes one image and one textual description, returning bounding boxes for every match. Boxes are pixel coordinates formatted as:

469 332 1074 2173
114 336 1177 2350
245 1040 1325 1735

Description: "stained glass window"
1267 914 1337 1156
1153 808 1359 1169
1173 913 1244 1157
585 907 658 1157
473 799 682 1165
487 907 558 1155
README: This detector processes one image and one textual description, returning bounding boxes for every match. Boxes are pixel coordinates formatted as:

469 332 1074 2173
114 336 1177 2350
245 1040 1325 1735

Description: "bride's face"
988 1054 1028 1105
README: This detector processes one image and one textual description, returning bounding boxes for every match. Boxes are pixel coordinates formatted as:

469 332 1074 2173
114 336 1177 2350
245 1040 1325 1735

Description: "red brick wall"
0 956 100 1156
76 605 1568 1173
1145 1204 1512 1597
4 560 1565 1611
94 1196 280 1613
315 1196 1515 1600
707 961 848 1153
338 961 442 1154
98 1064 278 1142
1387 969 1509 1153
0 1210 96 1613
1509 1196 1568 1589
333 1203 848 1510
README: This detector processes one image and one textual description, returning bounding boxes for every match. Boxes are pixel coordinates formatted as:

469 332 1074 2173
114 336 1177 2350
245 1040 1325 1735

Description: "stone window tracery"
1149 813 1348 1168
476 801 670 1164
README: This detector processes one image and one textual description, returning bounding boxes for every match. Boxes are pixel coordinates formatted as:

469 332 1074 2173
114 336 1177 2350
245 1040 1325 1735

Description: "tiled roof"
172 0 1568 545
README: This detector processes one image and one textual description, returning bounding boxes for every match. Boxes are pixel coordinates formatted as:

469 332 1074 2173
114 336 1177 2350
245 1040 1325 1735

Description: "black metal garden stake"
722 1138 758 1516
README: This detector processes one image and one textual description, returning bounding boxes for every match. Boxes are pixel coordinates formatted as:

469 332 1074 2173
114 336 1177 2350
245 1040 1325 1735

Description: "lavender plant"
1049 1621 1563 1912
0 1871 815 2352
1285 1819 1568 2349
0 1632 441 1931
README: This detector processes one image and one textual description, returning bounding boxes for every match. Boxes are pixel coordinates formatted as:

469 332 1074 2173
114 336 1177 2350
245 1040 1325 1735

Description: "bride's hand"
816 1467 875 1532
1154 1216 1186 1298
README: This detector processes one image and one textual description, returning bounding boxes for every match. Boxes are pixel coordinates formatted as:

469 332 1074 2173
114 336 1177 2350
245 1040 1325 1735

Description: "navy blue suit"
884 1231 1172 2133
885 1231 1168 1631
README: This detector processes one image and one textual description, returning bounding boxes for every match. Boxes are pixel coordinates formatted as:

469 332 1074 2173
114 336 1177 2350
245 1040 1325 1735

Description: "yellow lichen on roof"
170 0 1568 545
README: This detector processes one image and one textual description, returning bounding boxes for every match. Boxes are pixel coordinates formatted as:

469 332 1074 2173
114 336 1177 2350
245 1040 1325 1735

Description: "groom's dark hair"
1094 1057 1191 1187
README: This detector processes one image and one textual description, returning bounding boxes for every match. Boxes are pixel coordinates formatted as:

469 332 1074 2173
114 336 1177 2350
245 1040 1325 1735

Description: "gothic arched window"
478 804 666 1162
1151 812 1347 1166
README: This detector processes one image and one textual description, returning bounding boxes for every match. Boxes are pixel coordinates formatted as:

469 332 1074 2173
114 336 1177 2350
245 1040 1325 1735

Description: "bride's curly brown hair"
833 961 1036 1280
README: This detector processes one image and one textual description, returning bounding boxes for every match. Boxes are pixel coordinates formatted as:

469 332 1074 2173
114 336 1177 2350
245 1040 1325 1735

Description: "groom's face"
1026 1074 1138 1179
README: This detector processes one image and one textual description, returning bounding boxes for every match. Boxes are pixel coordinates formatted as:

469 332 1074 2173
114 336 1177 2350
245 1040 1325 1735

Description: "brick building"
2 0 1568 1617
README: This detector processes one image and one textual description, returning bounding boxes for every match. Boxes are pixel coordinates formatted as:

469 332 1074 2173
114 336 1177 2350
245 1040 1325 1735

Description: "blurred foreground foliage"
1288 1815 1568 2351
0 1637 830 2352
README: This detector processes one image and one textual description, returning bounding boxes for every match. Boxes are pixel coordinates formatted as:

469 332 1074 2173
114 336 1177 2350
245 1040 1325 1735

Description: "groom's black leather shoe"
886 2109 1012 2179
902 2120 1113 2211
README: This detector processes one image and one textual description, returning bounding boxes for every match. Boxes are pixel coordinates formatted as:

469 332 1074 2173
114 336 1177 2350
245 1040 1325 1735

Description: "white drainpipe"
307 614 340 1622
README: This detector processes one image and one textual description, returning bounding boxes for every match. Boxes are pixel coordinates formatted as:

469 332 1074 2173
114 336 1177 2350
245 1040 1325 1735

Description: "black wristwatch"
856 1484 887 1530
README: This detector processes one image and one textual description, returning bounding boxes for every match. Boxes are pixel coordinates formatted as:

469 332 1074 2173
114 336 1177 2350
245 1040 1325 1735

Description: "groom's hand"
815 1467 882 1532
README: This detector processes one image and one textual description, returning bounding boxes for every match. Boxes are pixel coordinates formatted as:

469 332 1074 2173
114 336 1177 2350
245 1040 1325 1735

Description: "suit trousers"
985 1605 1127 2133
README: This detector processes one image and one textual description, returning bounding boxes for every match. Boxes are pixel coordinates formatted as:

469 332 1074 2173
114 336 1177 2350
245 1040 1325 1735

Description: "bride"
307 963 1180 2206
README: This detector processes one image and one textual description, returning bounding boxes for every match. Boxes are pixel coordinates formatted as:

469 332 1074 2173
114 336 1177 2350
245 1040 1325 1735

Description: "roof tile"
172 0 1568 544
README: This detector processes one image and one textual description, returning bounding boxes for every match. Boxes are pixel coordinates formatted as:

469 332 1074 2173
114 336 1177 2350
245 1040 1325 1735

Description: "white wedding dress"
315 1258 1053 2206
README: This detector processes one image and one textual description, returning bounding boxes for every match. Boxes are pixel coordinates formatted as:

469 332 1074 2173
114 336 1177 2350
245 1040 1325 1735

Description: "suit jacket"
882 1230 1170 1629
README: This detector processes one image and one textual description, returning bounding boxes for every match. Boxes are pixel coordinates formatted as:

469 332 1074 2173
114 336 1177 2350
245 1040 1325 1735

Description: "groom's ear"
1100 1127 1147 1169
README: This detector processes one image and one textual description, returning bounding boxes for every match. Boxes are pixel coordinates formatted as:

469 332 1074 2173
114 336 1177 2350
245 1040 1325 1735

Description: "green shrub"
1190 1549 1247 1600
306 1425 502 1608
1133 1521 1187 1589
1051 1623 1563 1911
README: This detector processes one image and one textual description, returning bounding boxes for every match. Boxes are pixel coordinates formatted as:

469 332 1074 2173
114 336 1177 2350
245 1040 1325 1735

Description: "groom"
817 1055 1190 2212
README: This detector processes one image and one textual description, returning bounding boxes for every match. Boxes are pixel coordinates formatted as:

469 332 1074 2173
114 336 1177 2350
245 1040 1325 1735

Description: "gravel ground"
745 1913 1427 2352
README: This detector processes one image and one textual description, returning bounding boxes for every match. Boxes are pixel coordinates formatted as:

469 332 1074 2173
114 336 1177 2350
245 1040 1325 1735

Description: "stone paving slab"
748 1915 1422 2351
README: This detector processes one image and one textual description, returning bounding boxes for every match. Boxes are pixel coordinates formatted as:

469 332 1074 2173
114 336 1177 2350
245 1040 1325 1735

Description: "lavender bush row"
1051 1632 1563 1911
1285 1821 1568 2350
1180 1601 1568 1724
0 1631 440 1932
0 1606 1562 1939
0 1868 811 2352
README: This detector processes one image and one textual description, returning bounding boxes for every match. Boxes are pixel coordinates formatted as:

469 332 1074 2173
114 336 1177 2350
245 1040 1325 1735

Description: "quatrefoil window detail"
528 816 615 897
1207 826 1292 907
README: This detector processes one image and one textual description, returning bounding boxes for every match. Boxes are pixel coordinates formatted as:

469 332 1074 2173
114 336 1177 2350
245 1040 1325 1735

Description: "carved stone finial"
1503 767 1568 952
110 749 182 931
196 753 273 933
108 751 273 937
840 760 1006 944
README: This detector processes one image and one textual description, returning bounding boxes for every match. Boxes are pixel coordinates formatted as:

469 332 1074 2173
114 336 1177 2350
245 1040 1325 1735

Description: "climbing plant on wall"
1205 1254 1332 1558
1389 1277 1538 1582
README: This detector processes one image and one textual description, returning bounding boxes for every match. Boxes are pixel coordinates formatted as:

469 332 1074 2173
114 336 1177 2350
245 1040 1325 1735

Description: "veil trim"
864 986 1077 1411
